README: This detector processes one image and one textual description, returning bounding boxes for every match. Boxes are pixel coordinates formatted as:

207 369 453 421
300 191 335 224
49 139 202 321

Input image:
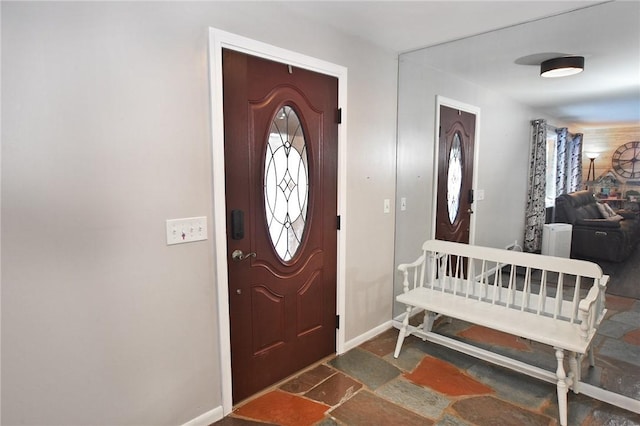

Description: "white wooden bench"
394 239 608 426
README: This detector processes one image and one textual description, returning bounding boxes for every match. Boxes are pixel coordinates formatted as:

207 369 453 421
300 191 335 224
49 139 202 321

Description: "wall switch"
400 197 407 211
383 199 391 213
476 189 485 201
166 217 207 245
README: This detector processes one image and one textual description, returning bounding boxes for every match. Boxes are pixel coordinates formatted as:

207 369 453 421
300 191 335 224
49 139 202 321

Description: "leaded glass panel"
447 133 463 224
264 106 309 261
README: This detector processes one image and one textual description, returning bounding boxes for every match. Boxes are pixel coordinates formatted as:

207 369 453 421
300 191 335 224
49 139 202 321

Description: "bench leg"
555 348 568 426
394 305 412 359
569 352 580 394
422 311 436 333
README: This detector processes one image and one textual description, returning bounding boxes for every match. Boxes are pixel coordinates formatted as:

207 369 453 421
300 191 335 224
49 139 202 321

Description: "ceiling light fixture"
540 56 585 78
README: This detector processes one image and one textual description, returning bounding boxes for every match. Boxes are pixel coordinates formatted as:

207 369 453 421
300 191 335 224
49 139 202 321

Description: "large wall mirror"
394 1 639 408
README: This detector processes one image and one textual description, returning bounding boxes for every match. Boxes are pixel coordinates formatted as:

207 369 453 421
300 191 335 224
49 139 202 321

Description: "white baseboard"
342 320 393 353
182 406 224 426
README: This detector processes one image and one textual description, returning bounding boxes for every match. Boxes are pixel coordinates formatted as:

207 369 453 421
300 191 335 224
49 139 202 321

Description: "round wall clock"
612 141 640 178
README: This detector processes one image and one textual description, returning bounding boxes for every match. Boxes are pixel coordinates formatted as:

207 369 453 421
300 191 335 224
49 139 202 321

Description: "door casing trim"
208 28 348 414
432 96 481 245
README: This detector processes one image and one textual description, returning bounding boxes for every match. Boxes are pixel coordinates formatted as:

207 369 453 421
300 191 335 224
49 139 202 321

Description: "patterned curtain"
568 133 583 192
555 128 568 196
555 128 583 195
524 119 547 253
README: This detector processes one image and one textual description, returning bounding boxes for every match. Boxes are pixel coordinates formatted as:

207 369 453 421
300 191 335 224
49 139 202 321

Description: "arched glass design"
447 133 463 224
264 106 309 261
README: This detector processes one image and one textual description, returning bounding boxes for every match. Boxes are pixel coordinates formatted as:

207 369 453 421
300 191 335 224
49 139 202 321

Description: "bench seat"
397 285 594 353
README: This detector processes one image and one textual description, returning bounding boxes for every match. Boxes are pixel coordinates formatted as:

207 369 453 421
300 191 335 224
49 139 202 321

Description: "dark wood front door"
222 49 338 403
435 105 476 244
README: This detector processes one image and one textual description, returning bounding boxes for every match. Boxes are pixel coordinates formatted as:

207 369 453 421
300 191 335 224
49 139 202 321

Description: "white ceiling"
281 1 640 128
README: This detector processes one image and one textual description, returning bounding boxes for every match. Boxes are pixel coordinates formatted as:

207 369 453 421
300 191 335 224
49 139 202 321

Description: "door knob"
231 249 256 262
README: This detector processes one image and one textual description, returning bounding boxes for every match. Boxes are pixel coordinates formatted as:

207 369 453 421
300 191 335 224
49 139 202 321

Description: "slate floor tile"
233 390 328 426
383 345 428 372
279 364 335 394
329 347 401 390
375 378 450 419
595 318 637 339
452 395 552 426
457 325 531 351
598 337 640 367
315 417 339 426
624 328 640 345
404 355 493 397
582 405 640 425
605 294 637 312
466 362 555 409
609 310 640 327
304 371 362 406
329 390 433 425
600 361 640 399
434 414 473 426
359 327 398 357
409 339 480 370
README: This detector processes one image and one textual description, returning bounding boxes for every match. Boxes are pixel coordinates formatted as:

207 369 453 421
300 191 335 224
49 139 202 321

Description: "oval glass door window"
447 133 463 224
264 106 309 261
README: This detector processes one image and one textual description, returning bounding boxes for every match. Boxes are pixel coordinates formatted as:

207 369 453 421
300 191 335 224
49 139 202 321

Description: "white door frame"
207 28 348 414
432 96 481 244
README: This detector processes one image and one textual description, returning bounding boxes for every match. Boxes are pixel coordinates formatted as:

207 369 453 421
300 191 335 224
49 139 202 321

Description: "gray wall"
393 54 538 317
1 2 398 424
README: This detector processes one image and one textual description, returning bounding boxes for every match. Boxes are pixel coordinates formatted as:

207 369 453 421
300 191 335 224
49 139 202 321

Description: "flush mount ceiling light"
540 56 585 78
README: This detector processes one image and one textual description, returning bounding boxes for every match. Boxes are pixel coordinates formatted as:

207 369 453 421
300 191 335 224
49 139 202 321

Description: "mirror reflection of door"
435 105 476 244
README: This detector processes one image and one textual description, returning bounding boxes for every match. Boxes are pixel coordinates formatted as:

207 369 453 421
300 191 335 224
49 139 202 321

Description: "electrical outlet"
166 217 207 245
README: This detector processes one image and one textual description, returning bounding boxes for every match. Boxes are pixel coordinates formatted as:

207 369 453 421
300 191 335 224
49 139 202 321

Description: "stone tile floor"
214 295 640 426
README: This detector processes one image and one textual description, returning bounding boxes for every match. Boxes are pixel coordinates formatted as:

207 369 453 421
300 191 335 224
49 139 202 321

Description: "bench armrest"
578 275 608 340
398 254 426 293
398 254 426 272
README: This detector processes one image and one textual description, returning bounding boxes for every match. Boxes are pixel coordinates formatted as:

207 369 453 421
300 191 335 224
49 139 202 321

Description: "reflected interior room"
392 1 640 425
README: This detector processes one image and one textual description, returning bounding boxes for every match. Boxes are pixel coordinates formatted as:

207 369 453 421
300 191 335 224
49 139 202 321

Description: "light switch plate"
476 189 485 201
384 199 391 213
166 217 207 245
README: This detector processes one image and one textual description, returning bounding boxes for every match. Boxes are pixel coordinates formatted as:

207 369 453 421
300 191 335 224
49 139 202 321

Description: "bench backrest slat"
572 276 581 323
554 273 564 319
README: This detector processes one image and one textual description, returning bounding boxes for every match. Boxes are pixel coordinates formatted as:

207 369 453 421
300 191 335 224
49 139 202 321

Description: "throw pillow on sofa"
597 202 617 218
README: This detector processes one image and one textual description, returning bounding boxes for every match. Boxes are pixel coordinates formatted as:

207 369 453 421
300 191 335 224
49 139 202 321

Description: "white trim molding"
207 28 348 415
181 406 224 426
343 320 394 353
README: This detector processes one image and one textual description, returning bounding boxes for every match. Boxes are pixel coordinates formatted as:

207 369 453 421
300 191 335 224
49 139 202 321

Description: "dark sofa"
554 190 640 262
